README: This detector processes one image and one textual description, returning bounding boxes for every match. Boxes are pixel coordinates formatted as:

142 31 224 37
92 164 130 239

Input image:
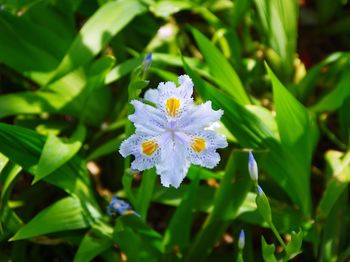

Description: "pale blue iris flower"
119 75 227 188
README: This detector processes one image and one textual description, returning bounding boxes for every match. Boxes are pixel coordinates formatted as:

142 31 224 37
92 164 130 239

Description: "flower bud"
143 52 152 72
238 229 245 250
256 185 272 224
248 152 258 183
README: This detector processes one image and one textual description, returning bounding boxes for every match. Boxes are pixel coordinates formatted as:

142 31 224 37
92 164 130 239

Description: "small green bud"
256 185 272 224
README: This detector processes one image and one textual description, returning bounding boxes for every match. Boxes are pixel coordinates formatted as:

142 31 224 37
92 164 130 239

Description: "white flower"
119 75 228 188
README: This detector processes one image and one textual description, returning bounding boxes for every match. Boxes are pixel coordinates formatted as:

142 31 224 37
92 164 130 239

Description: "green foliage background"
0 0 350 261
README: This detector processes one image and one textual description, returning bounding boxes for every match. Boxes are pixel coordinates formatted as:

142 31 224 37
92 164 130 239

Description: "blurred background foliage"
0 0 350 261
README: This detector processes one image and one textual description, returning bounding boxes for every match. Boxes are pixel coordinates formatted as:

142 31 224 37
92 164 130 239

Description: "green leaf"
163 172 200 255
0 160 22 200
78 56 115 124
0 10 60 77
339 96 350 144
295 52 348 101
183 57 275 148
122 57 150 206
266 63 316 216
113 215 163 261
183 57 312 216
191 28 250 104
0 91 65 119
316 0 341 23
49 0 146 83
285 230 303 259
74 221 113 262
10 197 100 241
0 206 23 241
0 160 23 240
319 186 348 262
135 169 157 220
0 123 97 205
231 0 252 28
187 165 223 181
26 2 76 42
237 193 303 233
317 150 350 220
31 125 86 183
150 0 192 18
151 186 303 233
0 56 113 125
185 152 251 261
152 53 211 79
255 188 272 224
267 63 315 161
312 73 350 112
261 236 277 262
326 16 350 35
105 57 143 84
254 0 298 81
87 134 125 161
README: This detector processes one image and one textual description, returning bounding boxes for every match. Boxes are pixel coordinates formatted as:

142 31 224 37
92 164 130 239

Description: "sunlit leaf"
185 152 251 261
11 197 100 241
49 0 146 83
163 173 200 254
285 230 303 259
31 125 86 183
266 63 317 215
191 28 250 104
74 221 113 262
261 236 277 262
312 73 350 112
113 215 163 261
0 123 97 204
184 57 313 216
317 150 350 220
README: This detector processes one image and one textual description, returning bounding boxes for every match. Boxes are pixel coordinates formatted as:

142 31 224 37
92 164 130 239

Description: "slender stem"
270 223 286 249
237 251 244 262
319 113 347 151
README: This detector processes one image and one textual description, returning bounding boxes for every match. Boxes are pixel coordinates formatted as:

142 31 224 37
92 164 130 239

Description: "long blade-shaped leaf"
185 152 251 261
266 63 316 215
267 63 317 165
254 0 298 81
183 57 311 216
10 197 99 241
49 0 146 83
31 125 86 183
74 221 113 262
0 123 96 205
191 27 250 104
312 73 350 112
163 173 200 256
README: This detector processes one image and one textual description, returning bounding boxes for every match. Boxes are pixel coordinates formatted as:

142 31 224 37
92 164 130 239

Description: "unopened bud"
143 52 152 72
248 152 258 183
238 229 245 250
256 185 272 223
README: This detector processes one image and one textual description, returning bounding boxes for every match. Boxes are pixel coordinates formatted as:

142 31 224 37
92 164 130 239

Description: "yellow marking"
166 97 181 117
191 138 206 153
141 140 159 156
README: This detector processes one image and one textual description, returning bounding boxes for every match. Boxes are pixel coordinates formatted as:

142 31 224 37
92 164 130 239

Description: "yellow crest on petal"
166 97 181 117
191 138 206 153
141 140 159 156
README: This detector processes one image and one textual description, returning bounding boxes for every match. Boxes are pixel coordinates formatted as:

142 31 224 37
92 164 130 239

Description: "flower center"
191 138 206 153
166 97 180 117
141 140 159 156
